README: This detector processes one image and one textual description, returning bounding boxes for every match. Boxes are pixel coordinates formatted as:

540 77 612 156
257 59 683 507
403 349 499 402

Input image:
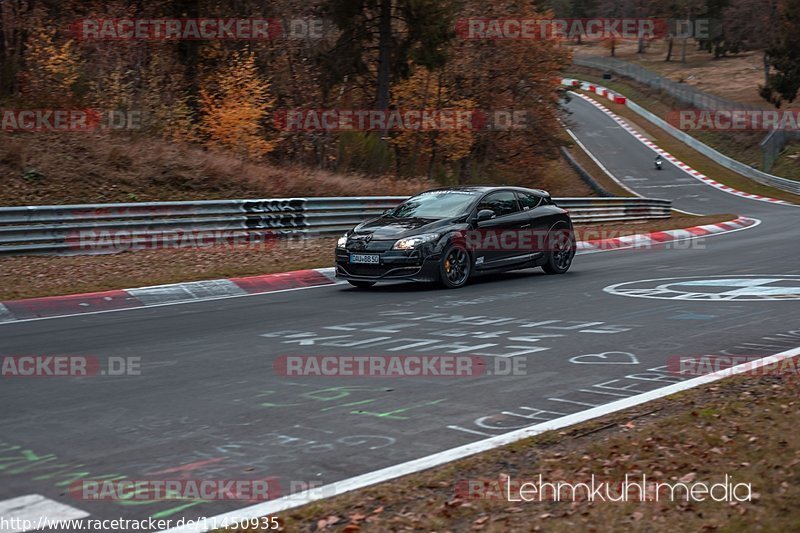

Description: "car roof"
420 186 550 197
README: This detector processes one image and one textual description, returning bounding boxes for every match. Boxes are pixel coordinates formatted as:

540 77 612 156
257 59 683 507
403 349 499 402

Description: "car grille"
346 264 387 277
342 263 422 278
346 238 394 252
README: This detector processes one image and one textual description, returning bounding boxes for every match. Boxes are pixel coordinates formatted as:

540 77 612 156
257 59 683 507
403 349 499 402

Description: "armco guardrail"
0 196 671 255
563 78 800 196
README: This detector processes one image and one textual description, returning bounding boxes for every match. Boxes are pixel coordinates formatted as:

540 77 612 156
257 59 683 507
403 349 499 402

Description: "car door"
516 191 547 257
473 190 530 269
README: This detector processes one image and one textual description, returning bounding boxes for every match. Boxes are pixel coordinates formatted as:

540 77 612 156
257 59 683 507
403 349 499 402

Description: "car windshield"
385 191 478 219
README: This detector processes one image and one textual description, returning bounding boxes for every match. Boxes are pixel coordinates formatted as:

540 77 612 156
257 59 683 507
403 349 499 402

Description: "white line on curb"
565 129 644 198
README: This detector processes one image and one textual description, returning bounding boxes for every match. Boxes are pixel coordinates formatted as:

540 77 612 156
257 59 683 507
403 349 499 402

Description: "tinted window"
517 193 542 211
386 190 479 219
477 191 520 217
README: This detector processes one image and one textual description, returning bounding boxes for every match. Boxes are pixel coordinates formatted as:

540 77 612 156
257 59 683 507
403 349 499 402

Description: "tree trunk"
763 51 770 86
374 0 393 172
638 37 645 54
375 0 392 110
665 37 673 61
681 38 687 63
175 0 200 114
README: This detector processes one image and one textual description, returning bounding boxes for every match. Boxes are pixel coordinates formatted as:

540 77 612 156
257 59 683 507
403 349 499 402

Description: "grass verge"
0 214 734 301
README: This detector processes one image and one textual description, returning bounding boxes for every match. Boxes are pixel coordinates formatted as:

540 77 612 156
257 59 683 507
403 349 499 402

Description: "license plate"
350 254 380 264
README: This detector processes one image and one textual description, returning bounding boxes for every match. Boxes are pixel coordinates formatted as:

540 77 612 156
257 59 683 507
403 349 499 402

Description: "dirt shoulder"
0 214 733 301
263 355 800 532
0 130 595 207
572 41 798 111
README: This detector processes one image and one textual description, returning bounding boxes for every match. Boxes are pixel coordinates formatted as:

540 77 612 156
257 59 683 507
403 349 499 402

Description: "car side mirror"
476 209 495 222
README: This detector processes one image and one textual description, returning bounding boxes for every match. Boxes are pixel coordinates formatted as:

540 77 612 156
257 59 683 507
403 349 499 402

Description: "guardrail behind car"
0 196 671 255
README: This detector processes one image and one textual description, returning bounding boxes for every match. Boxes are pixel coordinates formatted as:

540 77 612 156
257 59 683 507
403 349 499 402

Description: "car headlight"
392 233 440 250
337 233 348 249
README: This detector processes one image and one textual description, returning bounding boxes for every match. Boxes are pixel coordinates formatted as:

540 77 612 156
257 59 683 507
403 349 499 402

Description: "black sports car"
335 186 576 289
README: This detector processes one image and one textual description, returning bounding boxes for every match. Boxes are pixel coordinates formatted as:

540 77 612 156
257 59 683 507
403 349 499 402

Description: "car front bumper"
335 249 441 283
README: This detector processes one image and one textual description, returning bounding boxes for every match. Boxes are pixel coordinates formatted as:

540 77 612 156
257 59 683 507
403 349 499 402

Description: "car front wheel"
439 244 471 289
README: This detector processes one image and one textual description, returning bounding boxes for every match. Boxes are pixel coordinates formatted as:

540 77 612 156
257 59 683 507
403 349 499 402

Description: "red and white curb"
0 268 337 323
561 78 627 105
0 494 89 533
0 216 759 323
576 215 758 252
561 78 793 206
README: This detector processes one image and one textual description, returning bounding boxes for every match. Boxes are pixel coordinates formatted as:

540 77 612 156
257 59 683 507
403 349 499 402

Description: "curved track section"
1 95 798 528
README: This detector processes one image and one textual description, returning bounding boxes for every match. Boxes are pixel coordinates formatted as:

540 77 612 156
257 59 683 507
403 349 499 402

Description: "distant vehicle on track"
335 186 575 289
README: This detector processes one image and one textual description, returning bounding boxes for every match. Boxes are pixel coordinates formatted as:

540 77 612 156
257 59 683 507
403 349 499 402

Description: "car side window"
517 193 542 211
477 191 520 218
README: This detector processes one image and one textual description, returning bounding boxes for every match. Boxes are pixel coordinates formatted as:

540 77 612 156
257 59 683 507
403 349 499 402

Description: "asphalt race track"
2 94 799 529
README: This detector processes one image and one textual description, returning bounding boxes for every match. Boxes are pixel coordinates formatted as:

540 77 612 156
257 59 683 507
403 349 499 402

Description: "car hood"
352 217 452 240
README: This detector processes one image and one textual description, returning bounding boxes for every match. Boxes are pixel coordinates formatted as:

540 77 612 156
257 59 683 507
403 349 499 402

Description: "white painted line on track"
566 126 704 217
565 128 642 198
160 346 800 533
0 494 89 532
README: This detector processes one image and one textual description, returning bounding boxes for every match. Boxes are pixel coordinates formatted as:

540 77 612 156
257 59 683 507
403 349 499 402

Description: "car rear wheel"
542 227 575 274
348 280 376 288
439 244 471 289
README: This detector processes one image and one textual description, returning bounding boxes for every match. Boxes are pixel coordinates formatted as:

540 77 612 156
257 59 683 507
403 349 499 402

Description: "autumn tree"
723 0 779 85
21 27 81 105
391 68 475 179
316 0 456 173
445 0 572 184
760 0 800 107
696 0 734 58
199 50 276 158
0 0 35 100
318 0 455 109
650 0 705 62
